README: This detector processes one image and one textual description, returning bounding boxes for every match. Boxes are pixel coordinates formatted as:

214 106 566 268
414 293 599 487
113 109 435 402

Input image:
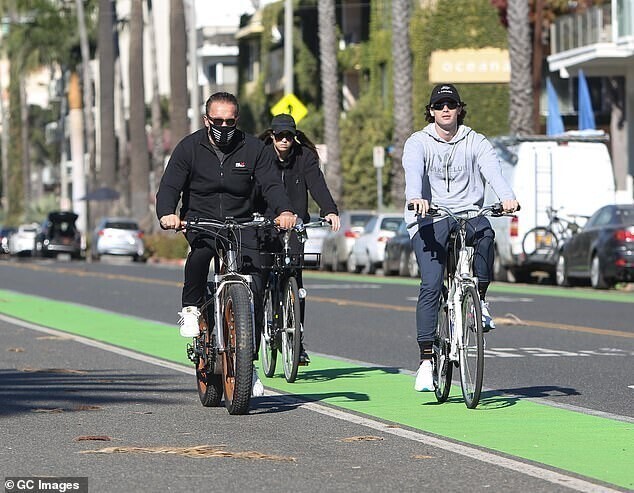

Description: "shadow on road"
292 365 401 383
0 368 188 417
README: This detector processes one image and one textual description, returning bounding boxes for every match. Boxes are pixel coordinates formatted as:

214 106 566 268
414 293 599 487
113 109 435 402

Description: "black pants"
182 229 265 357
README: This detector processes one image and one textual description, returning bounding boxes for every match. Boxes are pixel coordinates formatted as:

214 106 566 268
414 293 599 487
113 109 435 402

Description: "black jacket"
254 143 338 223
156 129 294 221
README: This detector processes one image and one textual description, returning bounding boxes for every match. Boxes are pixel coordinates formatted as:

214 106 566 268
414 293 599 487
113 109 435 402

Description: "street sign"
271 93 308 124
373 146 385 168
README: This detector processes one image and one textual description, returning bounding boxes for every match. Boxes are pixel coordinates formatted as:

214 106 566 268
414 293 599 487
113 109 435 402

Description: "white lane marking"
405 296 534 302
0 313 626 493
305 283 381 290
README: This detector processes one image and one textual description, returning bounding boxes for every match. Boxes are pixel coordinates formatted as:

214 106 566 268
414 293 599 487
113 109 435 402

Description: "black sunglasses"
206 116 237 126
274 132 295 141
431 101 459 111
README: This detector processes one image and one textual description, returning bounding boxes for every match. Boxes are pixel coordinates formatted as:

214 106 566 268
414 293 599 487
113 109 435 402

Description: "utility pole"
284 0 293 95
189 0 199 131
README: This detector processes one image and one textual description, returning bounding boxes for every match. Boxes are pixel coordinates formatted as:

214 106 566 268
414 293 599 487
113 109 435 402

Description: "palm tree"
507 0 533 135
128 0 151 228
169 0 189 146
390 0 413 209
317 0 342 204
98 0 116 189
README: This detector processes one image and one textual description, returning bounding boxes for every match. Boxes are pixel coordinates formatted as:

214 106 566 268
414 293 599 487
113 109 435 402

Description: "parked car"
91 217 146 261
1 226 17 254
303 214 330 267
347 214 404 274
8 223 39 256
383 220 419 278
319 210 375 271
556 204 634 289
34 211 82 259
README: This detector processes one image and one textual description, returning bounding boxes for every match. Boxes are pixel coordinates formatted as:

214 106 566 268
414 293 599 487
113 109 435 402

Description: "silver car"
348 214 404 274
320 210 375 271
91 217 146 261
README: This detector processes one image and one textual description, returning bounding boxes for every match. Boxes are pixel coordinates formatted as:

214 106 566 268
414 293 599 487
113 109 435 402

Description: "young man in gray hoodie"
403 83 519 392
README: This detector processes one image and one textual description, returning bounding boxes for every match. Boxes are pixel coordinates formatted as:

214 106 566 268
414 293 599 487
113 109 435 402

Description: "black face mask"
210 124 236 147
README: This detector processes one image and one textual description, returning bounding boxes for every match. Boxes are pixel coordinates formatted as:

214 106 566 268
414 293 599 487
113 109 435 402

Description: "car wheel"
590 254 610 289
493 250 510 283
366 251 376 275
555 254 570 287
382 257 394 276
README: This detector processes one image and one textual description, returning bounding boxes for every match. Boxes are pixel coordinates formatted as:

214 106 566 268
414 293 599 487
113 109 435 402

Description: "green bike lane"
0 288 631 490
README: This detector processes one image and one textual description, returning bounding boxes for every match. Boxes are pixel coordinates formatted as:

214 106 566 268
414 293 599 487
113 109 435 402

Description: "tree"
507 0 534 135
169 0 189 146
98 0 116 189
128 0 150 228
317 0 342 204
390 0 413 209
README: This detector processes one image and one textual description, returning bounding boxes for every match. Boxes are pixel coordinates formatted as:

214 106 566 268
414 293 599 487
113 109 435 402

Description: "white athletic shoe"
481 301 496 332
414 360 434 392
178 306 200 337
252 365 264 397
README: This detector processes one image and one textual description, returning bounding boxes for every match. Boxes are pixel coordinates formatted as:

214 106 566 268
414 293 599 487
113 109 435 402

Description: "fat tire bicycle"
183 215 269 415
260 218 329 382
409 202 518 408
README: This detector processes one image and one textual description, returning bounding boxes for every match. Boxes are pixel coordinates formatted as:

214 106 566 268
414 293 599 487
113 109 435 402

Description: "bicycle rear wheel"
196 309 223 407
281 277 301 383
459 285 484 409
260 285 277 377
221 284 254 415
433 292 452 403
522 227 558 258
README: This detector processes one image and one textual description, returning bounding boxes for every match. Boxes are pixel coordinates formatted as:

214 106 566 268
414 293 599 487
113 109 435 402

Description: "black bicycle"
183 215 269 415
260 218 330 382
522 206 584 260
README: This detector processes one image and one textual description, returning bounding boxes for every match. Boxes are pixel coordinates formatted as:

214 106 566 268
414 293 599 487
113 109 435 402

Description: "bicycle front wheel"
221 284 254 415
459 286 484 409
281 277 302 383
260 285 277 377
433 293 452 403
522 227 558 258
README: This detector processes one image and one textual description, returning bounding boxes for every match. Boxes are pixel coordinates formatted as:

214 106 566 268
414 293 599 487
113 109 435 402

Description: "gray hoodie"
402 123 515 236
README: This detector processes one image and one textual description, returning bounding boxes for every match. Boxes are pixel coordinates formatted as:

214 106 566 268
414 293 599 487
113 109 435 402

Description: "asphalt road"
0 256 632 492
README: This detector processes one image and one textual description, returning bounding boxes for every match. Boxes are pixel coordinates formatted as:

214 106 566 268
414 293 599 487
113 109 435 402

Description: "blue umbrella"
578 70 596 130
546 77 564 136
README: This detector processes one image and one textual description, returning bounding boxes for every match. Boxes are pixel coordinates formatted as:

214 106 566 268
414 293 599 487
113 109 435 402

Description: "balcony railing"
550 4 612 55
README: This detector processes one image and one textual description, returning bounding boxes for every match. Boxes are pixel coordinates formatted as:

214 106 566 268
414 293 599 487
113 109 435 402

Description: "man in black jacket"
156 92 296 397
256 114 340 364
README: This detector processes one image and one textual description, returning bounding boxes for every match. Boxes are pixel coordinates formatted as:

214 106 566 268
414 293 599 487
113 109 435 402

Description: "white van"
486 133 616 283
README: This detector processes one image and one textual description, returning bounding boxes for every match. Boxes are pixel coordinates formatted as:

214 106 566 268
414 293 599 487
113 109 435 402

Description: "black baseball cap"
429 84 461 105
271 114 297 135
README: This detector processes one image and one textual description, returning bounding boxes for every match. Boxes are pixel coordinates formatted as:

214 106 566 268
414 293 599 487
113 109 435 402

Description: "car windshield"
104 221 138 230
350 214 373 227
380 218 403 232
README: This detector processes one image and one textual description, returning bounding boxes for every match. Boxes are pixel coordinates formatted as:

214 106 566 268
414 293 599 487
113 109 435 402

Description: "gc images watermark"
5 478 87 493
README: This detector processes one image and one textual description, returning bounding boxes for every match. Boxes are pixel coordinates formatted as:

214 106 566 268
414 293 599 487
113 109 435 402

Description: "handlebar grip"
407 203 414 211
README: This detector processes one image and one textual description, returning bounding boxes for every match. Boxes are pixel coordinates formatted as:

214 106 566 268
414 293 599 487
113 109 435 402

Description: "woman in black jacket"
256 114 340 364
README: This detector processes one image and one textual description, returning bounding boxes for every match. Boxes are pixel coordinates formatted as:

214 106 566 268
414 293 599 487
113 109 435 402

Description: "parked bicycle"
260 218 330 382
183 215 269 415
522 206 584 260
408 202 518 408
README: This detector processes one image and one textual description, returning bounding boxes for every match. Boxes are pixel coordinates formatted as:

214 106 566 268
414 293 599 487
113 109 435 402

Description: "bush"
144 231 189 260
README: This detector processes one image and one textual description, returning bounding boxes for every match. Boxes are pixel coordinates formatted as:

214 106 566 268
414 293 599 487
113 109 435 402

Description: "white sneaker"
252 365 264 397
177 306 200 337
481 301 496 332
414 360 434 392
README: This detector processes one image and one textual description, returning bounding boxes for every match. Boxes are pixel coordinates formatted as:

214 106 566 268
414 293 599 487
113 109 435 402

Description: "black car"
556 204 634 289
383 220 418 278
34 211 82 259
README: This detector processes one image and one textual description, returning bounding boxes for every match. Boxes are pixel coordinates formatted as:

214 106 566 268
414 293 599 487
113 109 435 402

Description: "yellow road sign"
271 93 308 124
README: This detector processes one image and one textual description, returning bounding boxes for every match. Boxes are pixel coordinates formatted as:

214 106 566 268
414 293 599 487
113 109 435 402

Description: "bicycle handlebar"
406 202 520 228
